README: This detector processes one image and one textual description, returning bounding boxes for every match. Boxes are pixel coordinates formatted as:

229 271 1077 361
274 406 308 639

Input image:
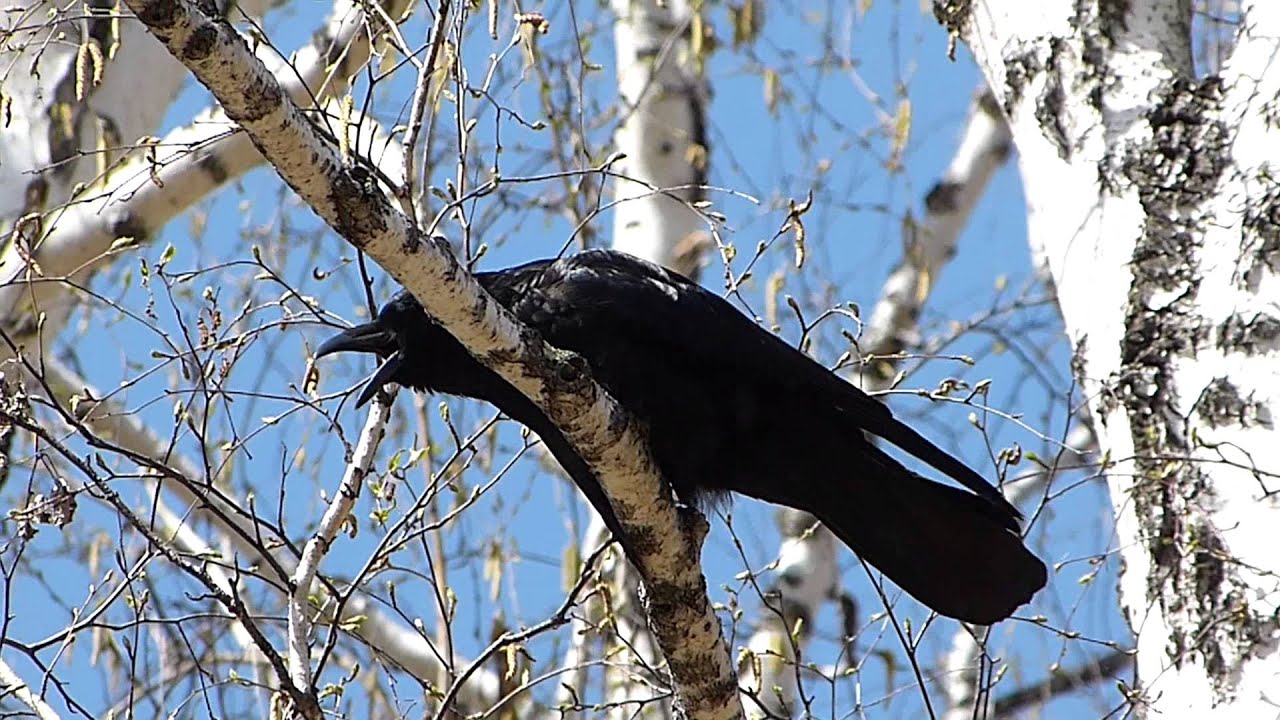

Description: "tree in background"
4 1 1256 719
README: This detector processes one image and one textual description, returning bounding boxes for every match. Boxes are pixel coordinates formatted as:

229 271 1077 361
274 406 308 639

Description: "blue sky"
3 2 1126 718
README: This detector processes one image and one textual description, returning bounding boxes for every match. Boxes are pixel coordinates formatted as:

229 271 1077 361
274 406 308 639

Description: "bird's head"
316 292 447 407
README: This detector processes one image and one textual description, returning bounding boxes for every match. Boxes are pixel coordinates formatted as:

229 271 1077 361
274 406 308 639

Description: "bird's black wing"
479 250 1044 622
493 250 1019 520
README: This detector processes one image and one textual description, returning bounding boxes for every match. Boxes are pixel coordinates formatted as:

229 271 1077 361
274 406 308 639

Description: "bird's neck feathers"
394 327 542 427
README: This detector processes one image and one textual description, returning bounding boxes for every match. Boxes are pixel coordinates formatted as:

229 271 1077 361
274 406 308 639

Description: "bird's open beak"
353 350 403 408
316 322 402 408
315 322 396 359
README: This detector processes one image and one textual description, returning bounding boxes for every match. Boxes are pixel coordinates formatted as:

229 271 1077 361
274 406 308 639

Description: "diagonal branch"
0 655 62 720
288 390 396 690
553 2 714 717
862 87 1012 364
120 0 742 716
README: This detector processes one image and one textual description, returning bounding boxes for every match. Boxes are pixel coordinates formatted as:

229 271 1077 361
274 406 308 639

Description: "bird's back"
381 249 1046 622
480 251 803 505
481 251 979 501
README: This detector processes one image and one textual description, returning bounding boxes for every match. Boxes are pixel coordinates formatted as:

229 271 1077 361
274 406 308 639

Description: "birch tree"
943 0 1280 715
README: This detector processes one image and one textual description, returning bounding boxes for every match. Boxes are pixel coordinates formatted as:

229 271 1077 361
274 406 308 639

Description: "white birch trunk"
948 0 1280 714
0 0 227 222
609 0 708 279
738 509 839 719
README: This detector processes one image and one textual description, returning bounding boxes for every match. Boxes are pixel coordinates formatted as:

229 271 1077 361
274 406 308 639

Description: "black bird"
316 250 1047 623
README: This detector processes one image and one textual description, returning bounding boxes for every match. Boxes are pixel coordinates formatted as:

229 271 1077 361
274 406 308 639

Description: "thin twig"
399 0 452 219
993 649 1133 714
287 388 396 689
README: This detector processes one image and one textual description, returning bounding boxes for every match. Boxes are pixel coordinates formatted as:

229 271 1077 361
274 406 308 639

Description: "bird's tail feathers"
868 414 1022 521
750 466 1046 624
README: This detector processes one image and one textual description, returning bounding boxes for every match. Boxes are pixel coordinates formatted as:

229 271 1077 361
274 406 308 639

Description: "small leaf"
108 236 137 252
888 98 911 171
763 68 780 116
562 541 580 593
484 540 503 601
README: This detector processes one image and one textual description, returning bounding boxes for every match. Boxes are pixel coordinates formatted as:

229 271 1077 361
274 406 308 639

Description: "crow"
316 249 1047 623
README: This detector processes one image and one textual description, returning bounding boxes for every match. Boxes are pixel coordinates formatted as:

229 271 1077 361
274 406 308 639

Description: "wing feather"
496 251 1018 519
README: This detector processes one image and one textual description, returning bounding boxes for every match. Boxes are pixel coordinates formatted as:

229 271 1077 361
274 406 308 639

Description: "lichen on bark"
1114 75 1272 699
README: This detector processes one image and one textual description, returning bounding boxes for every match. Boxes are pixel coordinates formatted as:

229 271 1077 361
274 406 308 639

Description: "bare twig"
287 389 397 689
992 648 1133 715
398 0 452 219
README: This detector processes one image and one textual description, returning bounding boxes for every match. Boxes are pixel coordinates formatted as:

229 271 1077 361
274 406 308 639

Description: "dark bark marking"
1116 76 1270 700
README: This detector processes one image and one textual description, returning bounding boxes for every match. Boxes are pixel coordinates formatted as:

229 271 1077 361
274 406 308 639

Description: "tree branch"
553 2 715 717
288 390 396 690
121 0 741 716
609 0 709 278
0 654 63 720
